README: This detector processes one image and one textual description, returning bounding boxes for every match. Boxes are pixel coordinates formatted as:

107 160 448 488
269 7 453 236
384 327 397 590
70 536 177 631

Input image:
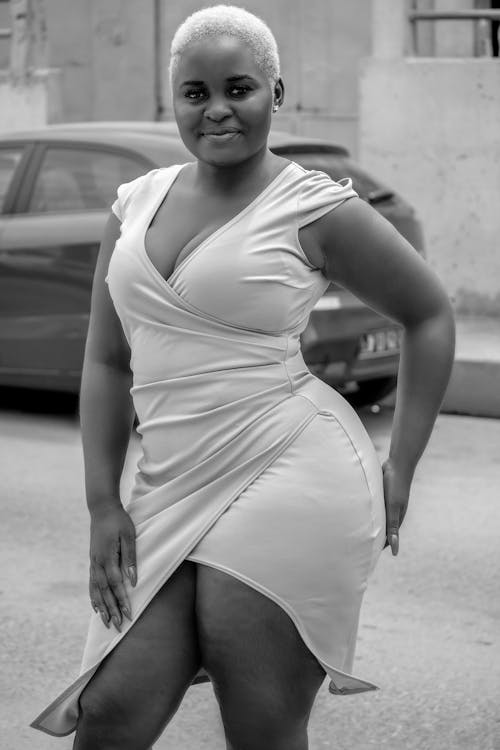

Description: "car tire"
344 376 397 409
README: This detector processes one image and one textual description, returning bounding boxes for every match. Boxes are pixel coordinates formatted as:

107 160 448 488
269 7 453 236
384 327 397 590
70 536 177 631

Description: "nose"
204 96 233 122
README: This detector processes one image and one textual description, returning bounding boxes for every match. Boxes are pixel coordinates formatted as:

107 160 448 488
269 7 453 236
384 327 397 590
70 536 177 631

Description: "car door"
0 141 151 391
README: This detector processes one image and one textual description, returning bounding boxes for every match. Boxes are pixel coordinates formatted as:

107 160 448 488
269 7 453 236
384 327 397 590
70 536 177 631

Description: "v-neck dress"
31 161 386 737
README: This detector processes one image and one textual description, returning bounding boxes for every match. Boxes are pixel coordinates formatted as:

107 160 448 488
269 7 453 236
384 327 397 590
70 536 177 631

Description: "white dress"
31 161 386 737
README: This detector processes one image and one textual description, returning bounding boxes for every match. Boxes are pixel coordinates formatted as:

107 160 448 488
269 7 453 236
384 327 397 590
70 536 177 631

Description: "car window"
0 148 25 212
28 147 149 213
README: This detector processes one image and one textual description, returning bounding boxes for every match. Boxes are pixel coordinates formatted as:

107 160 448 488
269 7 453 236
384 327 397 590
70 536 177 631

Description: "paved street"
1 390 499 750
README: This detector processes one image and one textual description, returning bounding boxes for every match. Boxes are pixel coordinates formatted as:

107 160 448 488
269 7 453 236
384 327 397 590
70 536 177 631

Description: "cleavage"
145 185 251 284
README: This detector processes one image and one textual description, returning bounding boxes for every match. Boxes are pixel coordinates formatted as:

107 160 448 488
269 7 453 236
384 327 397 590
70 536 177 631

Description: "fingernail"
391 534 399 555
122 606 132 621
128 566 137 586
101 612 110 628
112 615 121 631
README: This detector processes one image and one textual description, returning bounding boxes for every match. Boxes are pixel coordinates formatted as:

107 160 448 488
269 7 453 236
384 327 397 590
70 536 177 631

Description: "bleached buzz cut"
169 5 280 92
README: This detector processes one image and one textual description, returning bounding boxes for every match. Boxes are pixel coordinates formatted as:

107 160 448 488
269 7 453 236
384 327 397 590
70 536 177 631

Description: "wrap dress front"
31 160 386 737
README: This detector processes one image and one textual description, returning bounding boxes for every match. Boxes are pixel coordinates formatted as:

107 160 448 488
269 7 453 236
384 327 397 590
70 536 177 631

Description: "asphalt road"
1 390 499 750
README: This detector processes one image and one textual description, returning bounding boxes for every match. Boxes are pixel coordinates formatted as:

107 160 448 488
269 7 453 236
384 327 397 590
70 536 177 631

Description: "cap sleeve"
297 170 358 229
111 173 148 222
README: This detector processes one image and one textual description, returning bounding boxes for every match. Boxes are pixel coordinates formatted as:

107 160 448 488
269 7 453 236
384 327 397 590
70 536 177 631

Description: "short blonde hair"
169 5 280 92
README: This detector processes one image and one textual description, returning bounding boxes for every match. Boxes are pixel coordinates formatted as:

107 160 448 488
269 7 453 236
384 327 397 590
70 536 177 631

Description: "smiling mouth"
202 128 240 135
201 130 241 142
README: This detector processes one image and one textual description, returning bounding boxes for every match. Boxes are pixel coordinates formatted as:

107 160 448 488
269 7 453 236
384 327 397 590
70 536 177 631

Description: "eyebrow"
180 74 257 87
227 75 256 82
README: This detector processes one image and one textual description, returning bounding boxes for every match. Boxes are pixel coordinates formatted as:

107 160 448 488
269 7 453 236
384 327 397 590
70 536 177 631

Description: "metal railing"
409 10 500 22
409 8 500 57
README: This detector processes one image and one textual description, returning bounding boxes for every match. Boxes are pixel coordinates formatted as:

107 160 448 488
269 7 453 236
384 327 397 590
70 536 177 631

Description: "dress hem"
186 556 379 696
30 407 321 737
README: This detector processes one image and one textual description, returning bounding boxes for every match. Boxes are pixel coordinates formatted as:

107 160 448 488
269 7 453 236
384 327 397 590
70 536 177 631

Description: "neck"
194 147 276 193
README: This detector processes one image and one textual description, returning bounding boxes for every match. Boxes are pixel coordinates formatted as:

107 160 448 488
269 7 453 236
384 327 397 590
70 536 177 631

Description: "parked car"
0 122 425 407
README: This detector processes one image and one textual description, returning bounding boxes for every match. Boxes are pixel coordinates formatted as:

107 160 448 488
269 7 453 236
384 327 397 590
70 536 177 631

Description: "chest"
143 183 324 283
144 185 265 283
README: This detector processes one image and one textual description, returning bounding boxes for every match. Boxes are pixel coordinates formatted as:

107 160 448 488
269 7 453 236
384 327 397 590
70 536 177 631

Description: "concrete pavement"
2 405 499 750
383 314 500 418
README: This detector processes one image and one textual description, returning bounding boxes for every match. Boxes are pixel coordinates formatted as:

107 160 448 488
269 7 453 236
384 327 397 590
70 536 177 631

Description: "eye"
184 88 206 101
228 85 251 97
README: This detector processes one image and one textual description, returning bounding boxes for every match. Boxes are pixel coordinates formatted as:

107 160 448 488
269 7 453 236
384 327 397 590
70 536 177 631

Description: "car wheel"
344 376 397 409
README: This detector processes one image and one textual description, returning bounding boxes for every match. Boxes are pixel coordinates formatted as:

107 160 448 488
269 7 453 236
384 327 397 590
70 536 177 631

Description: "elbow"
403 286 455 335
83 331 132 376
403 299 456 361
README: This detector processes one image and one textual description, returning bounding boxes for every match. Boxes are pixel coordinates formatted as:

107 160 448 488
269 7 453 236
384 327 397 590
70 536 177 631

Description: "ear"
274 77 285 108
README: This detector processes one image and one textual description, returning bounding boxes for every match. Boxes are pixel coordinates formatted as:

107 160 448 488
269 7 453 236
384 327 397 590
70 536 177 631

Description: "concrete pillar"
9 0 47 81
372 0 408 59
9 0 31 81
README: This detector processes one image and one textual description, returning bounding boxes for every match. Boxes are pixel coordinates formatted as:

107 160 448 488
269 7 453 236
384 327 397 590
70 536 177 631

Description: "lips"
201 129 241 144
202 128 240 136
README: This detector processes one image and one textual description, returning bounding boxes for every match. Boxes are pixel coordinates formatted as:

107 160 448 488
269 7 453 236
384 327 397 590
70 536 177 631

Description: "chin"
196 143 252 167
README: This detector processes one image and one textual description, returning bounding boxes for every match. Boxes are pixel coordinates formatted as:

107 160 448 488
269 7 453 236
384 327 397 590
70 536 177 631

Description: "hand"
88 505 137 632
381 459 412 556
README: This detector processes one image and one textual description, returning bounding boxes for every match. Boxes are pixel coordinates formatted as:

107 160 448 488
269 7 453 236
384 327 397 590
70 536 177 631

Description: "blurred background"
1 2 499 749
2 0 500 319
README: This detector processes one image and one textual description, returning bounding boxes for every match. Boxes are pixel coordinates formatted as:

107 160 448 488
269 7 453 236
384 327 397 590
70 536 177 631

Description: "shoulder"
286 162 358 229
111 164 189 222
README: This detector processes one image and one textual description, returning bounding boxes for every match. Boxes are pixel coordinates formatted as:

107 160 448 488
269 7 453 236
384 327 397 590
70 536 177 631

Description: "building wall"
0 68 62 129
36 0 372 155
3 1 497 314
43 0 155 122
158 0 372 155
359 57 500 316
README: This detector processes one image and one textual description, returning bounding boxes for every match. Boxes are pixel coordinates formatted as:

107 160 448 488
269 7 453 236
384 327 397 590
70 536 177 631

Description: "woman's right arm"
80 213 137 632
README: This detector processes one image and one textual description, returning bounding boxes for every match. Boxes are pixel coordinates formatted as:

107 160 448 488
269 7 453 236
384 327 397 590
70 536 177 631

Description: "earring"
272 104 279 113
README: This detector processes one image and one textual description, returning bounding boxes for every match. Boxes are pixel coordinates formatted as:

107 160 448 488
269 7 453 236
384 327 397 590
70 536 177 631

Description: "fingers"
385 494 400 556
388 531 399 556
90 560 132 631
88 515 137 631
382 460 411 557
387 509 399 555
387 498 410 555
89 566 111 628
120 529 137 588
90 563 123 631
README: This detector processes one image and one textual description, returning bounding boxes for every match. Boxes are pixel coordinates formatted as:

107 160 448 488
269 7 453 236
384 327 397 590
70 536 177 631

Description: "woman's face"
172 35 283 167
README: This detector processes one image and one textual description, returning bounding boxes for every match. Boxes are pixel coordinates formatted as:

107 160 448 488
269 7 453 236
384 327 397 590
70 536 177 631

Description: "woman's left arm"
311 197 456 556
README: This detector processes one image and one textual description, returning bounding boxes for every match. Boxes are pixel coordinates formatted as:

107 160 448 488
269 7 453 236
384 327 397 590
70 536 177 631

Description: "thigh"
195 564 326 737
75 560 201 749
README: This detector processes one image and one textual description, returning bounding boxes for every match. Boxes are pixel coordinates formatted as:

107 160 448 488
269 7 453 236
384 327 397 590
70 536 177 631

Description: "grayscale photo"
1 1 499 749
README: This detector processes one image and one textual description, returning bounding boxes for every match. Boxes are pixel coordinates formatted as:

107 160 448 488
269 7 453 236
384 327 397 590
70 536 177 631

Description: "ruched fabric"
31 161 386 737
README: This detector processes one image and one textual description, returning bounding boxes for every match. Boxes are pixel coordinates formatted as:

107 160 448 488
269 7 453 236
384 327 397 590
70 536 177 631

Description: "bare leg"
195 564 326 750
73 561 201 750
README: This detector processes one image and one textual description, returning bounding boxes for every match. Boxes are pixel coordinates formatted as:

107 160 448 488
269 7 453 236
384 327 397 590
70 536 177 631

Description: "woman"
31 5 455 749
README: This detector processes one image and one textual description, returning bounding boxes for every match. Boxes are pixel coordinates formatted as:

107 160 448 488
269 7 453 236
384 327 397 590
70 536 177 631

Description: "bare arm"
311 197 456 553
80 213 135 512
80 213 137 629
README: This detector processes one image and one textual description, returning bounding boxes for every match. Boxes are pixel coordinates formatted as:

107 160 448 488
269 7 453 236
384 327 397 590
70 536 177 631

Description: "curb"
382 316 500 419
440 358 500 418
